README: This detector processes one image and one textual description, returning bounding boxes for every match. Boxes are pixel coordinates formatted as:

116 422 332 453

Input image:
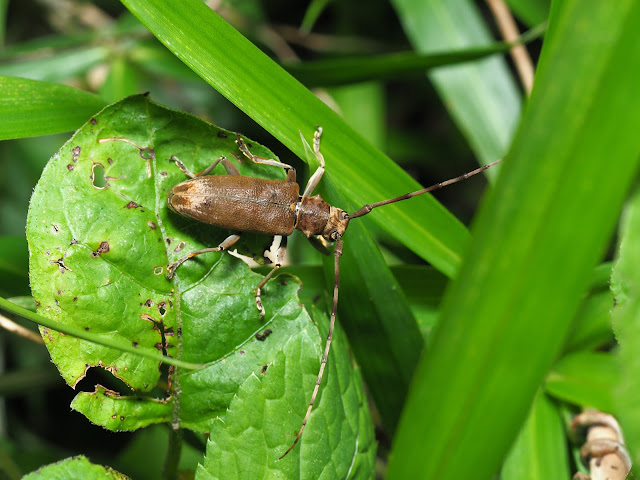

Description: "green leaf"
563 288 614 354
22 455 129 480
0 76 107 140
26 95 373 473
501 392 570 480
612 186 640 466
196 305 375 480
545 352 618 413
386 1 640 478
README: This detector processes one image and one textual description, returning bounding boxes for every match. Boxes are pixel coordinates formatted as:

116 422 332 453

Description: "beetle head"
322 207 349 241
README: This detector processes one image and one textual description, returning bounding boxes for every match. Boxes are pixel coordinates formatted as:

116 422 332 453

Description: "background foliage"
1 0 639 479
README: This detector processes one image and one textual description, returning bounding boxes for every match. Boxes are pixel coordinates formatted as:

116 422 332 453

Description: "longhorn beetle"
166 127 501 458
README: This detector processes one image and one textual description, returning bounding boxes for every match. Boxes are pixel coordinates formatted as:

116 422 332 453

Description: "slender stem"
162 426 183 480
0 296 204 371
486 0 535 94
0 313 44 344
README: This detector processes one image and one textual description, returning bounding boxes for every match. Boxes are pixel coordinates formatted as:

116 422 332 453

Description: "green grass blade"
545 352 618 413
286 26 544 88
506 0 550 26
0 76 106 139
501 392 570 480
386 1 640 478
119 0 470 278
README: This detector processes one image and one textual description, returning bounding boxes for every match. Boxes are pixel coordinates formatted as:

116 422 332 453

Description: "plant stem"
0 296 204 371
162 426 183 480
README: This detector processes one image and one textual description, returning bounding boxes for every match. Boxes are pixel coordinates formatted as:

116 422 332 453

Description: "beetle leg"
170 155 228 178
255 236 287 317
220 157 241 175
166 233 241 279
235 133 294 171
301 126 325 198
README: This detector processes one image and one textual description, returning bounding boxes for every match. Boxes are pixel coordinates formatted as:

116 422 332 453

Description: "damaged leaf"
22 455 129 480
27 94 374 474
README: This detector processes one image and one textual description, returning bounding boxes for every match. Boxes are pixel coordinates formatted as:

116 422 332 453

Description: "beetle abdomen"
168 175 299 236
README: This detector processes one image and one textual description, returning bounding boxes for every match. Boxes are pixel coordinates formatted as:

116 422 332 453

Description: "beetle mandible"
166 127 502 458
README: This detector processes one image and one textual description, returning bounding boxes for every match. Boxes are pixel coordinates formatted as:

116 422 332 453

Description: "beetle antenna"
280 237 343 459
349 158 502 219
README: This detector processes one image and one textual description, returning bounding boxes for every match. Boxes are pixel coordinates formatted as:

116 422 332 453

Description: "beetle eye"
330 230 339 241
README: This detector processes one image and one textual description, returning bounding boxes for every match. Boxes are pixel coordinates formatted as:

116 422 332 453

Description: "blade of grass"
286 25 544 88
0 76 107 139
386 1 640 478
501 392 570 480
505 0 550 26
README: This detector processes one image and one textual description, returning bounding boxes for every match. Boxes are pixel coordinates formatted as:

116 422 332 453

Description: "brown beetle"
166 128 501 458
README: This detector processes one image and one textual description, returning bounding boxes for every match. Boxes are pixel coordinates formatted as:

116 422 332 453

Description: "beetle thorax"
294 194 349 240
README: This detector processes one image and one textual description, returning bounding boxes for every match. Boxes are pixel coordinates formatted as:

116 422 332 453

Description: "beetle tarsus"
255 288 266 317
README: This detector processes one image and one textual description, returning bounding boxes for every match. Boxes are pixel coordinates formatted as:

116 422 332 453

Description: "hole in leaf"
91 163 107 189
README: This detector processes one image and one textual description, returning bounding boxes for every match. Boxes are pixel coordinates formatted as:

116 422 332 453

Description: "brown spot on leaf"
154 343 163 351
174 241 185 253
120 416 125 421
91 241 110 257
70 239 78 245
73 297 78 301
239 350 245 355
144 299 154 307
158 302 167 315
140 147 154 160
72 146 81 162
261 364 268 375
50 258 71 273
147 221 157 229
52 224 60 233
153 266 163 275
90 118 97 125
160 171 168 177
107 157 113 166
217 131 228 138
140 314 156 323
164 327 174 336
255 329 272 341
126 201 139 209
67 164 74 171
132 341 138 348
